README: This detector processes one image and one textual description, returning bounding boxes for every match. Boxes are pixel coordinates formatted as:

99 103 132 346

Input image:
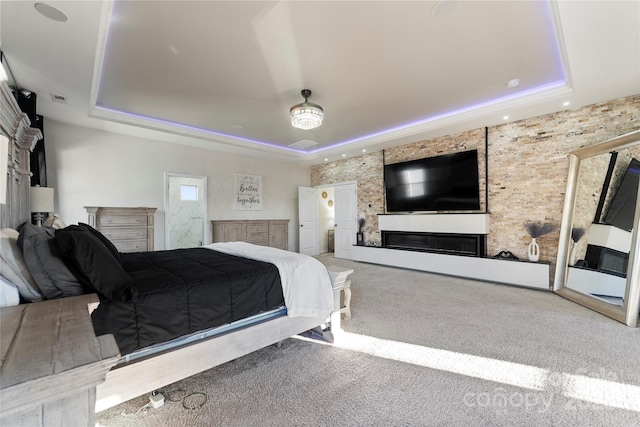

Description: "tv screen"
384 150 481 212
604 158 640 231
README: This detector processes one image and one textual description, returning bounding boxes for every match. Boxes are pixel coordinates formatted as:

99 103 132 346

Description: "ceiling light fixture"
290 89 323 130
34 3 68 22
431 0 462 19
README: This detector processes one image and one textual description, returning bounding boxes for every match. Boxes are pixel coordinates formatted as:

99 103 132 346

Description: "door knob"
300 224 303 227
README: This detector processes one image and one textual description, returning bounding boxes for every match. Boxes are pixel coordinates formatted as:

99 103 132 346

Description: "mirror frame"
554 129 640 327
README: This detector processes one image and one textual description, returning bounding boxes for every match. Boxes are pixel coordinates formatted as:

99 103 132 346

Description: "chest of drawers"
211 219 289 250
85 206 157 252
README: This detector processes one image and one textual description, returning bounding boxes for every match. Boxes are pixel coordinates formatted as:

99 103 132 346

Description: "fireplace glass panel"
382 231 485 257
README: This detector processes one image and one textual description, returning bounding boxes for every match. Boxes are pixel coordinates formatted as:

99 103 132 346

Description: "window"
180 185 198 201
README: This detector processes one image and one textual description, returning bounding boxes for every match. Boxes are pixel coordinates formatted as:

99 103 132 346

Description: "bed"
0 78 351 419
2 221 346 413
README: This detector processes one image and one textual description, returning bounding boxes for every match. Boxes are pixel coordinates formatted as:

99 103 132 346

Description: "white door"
165 174 207 249
298 186 319 256
334 183 357 259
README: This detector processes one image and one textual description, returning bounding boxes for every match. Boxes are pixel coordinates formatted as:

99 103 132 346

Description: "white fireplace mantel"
357 213 549 289
378 213 490 234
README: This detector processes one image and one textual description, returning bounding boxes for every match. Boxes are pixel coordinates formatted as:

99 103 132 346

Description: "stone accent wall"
311 94 640 278
488 96 639 277
311 152 384 245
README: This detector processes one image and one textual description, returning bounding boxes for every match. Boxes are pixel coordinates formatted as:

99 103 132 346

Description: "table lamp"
30 185 54 227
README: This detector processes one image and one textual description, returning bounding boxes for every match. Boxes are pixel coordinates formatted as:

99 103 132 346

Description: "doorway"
298 182 357 258
165 173 207 249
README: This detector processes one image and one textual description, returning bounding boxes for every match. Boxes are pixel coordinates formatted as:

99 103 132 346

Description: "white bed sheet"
205 242 333 318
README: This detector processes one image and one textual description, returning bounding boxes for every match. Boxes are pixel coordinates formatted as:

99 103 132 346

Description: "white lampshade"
0 61 8 82
30 186 54 213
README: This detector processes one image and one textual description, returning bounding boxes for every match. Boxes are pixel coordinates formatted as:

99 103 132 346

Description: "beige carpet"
96 255 640 426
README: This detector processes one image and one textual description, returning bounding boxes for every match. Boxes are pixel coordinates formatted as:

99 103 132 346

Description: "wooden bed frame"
0 79 351 422
95 282 348 412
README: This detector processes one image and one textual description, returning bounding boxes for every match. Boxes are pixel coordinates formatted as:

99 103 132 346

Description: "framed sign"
234 173 262 210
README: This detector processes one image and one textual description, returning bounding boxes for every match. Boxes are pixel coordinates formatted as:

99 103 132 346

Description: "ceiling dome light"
431 0 462 19
34 3 68 22
290 89 323 130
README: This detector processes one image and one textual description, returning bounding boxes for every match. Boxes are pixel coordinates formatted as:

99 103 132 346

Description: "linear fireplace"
382 230 486 257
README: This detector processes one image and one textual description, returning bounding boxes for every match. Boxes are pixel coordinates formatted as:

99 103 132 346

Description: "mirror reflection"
566 145 640 308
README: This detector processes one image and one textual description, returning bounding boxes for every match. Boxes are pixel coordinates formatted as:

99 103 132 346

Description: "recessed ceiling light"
34 3 68 22
342 154 346 157
503 115 509 120
362 149 366 153
324 158 328 162
506 79 520 88
431 0 462 19
563 101 571 107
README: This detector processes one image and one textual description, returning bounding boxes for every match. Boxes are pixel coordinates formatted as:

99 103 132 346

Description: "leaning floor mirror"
554 129 640 327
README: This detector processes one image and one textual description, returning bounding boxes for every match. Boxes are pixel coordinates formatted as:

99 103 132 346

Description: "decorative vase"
527 238 540 262
568 240 577 266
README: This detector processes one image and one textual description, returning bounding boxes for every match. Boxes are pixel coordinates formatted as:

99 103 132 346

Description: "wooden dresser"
85 207 157 252
212 219 289 250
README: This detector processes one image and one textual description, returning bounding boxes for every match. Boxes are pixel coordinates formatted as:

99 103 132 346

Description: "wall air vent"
288 139 318 150
51 93 68 104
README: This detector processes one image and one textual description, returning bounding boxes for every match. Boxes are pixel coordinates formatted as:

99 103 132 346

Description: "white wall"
44 120 311 251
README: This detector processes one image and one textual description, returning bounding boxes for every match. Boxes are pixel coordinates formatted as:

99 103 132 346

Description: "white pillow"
0 275 20 307
0 228 42 302
43 213 66 229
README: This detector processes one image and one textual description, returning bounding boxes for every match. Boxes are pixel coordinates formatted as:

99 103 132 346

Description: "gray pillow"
17 223 87 300
0 228 42 302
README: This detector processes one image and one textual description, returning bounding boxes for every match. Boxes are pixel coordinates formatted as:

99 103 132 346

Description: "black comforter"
91 247 284 355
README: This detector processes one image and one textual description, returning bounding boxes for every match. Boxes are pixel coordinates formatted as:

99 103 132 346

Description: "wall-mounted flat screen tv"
384 150 481 212
604 158 640 232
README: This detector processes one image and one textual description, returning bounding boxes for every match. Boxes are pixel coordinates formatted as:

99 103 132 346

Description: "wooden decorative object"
0 80 42 229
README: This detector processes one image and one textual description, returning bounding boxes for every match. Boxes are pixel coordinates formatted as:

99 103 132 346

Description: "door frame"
316 181 358 259
164 172 208 249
